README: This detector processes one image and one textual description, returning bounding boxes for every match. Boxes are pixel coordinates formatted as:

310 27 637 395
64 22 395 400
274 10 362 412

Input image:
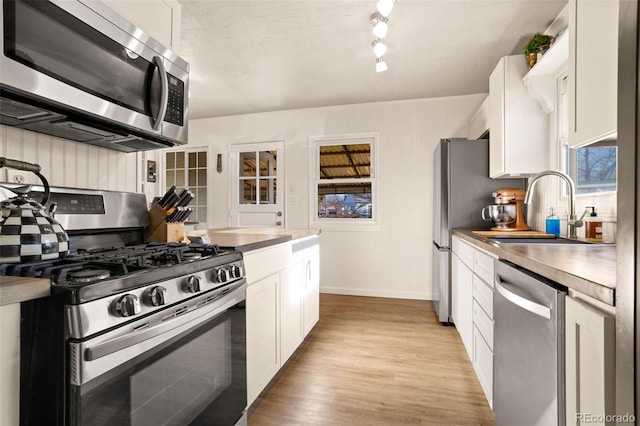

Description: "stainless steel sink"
491 237 594 244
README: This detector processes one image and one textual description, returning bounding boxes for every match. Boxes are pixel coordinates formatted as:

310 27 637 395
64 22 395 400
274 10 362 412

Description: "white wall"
189 94 486 300
0 125 139 192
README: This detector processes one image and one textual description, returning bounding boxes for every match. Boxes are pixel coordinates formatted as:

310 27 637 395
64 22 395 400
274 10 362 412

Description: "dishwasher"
494 260 567 426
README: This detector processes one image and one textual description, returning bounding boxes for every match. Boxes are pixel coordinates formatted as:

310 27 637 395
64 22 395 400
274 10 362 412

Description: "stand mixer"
482 188 530 231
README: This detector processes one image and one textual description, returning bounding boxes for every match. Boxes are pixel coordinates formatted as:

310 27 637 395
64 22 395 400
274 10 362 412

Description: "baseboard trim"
320 286 430 300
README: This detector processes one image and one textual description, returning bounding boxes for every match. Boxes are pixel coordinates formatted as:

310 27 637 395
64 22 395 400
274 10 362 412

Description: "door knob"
277 211 282 216
276 221 282 226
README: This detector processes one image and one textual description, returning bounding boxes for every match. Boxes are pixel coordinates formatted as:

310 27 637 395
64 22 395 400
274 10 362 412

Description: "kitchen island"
189 227 319 252
453 229 615 306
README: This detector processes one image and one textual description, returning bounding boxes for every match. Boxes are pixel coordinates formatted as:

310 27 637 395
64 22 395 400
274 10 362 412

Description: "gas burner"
67 268 111 283
182 252 202 260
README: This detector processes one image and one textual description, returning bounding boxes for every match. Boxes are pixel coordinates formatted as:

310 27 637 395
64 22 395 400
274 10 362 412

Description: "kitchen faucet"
524 170 583 238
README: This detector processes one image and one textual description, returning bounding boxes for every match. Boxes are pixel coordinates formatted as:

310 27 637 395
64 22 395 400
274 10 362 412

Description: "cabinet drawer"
473 325 494 407
452 236 474 269
473 274 494 319
473 249 496 287
473 300 494 350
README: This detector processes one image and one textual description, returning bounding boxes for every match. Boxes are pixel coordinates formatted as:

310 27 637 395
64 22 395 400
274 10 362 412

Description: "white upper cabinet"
568 0 618 147
468 95 490 140
102 0 182 53
489 55 548 178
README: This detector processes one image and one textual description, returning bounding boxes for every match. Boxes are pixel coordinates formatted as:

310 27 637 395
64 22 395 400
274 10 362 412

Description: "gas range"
1 185 246 337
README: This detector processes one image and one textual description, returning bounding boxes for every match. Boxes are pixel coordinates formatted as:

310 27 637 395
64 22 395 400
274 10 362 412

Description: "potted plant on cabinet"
523 33 554 69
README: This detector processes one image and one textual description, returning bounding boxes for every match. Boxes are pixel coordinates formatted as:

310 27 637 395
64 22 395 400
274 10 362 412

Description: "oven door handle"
84 284 244 362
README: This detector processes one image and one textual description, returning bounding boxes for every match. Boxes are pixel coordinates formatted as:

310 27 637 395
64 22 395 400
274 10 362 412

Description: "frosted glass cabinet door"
565 296 615 426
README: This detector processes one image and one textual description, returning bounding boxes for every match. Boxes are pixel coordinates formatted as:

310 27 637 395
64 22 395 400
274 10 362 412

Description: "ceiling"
179 0 567 119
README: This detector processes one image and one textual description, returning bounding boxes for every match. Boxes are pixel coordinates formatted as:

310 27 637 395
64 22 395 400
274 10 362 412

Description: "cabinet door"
281 261 303 364
103 0 182 52
246 273 280 406
473 325 493 408
568 0 618 147
303 251 320 336
565 296 615 426
452 252 473 359
489 56 547 177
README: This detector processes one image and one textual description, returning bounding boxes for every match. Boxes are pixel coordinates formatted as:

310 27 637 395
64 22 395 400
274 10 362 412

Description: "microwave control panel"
165 74 185 126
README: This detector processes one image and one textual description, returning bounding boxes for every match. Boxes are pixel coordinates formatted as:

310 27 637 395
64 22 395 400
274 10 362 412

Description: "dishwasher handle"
495 275 552 320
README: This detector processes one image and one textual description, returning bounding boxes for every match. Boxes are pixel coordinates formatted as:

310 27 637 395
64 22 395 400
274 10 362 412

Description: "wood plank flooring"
248 294 495 425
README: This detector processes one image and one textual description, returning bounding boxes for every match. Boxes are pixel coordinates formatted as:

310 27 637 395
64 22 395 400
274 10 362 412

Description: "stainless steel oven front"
66 281 247 426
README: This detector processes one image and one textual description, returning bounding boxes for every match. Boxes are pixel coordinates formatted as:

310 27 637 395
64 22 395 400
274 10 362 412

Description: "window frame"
308 132 379 231
161 145 212 226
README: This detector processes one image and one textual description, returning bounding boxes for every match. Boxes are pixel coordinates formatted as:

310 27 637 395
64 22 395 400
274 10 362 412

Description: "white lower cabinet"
245 237 320 407
565 296 615 426
452 235 496 408
302 237 320 336
451 251 473 359
246 272 280 406
280 260 303 365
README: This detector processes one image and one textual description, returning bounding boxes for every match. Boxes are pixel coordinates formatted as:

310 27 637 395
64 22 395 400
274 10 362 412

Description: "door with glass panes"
230 141 284 228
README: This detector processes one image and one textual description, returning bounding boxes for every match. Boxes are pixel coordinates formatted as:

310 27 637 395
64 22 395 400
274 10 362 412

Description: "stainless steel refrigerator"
431 138 524 324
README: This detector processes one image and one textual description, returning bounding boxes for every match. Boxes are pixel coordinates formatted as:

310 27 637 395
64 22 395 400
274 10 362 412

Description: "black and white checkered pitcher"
0 158 69 263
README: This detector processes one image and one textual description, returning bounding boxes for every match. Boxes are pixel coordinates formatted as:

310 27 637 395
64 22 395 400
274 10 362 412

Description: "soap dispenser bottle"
584 206 603 241
545 207 560 237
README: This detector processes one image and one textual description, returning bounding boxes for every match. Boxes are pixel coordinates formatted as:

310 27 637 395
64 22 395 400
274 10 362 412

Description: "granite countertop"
191 228 320 252
453 229 616 306
0 276 50 307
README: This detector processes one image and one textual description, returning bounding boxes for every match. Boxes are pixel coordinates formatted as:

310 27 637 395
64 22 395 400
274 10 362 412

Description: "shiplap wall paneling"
0 125 138 192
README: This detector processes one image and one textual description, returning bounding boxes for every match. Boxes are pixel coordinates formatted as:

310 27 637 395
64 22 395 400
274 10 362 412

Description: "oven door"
1 0 187 140
68 282 247 426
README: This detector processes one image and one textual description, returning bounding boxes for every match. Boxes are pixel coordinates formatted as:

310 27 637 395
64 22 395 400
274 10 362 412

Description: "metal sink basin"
491 237 594 245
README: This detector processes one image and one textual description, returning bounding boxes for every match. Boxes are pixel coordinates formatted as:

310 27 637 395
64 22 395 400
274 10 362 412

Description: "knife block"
146 203 185 243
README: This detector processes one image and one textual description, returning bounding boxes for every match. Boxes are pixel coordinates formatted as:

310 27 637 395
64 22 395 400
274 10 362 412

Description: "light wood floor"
248 294 495 426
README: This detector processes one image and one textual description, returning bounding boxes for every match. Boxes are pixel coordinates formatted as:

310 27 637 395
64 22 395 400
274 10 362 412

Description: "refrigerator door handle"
433 241 450 252
495 275 552 320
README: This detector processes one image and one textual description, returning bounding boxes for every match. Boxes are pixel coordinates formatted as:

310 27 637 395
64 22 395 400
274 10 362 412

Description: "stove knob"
146 286 167 306
214 267 229 283
229 265 242 279
114 294 141 317
185 275 202 293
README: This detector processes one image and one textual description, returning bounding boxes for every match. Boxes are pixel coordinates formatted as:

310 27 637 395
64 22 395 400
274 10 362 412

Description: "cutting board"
472 230 556 238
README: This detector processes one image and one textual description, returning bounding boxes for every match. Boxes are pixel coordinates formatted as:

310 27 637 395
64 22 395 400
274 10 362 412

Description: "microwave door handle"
152 56 169 130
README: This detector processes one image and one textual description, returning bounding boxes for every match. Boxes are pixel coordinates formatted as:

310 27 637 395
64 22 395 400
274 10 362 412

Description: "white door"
230 141 284 228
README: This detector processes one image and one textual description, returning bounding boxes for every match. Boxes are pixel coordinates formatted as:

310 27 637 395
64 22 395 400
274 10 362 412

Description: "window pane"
188 169 197 185
165 170 174 183
239 179 256 204
197 188 207 205
568 146 617 194
188 152 196 167
258 178 276 204
176 152 185 168
259 151 276 177
239 152 257 177
175 170 185 186
318 182 372 218
197 169 207 186
198 152 207 167
319 143 371 180
166 152 175 169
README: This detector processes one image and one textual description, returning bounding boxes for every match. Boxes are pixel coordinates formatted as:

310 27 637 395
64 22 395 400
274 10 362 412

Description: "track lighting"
371 39 387 58
370 13 389 39
376 57 388 73
376 0 395 17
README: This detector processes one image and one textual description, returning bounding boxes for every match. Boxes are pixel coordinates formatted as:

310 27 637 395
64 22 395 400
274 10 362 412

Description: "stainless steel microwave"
0 0 189 152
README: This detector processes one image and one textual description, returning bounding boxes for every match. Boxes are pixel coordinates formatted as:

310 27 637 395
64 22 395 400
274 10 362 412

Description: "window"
165 149 208 223
565 145 617 194
238 150 277 205
310 133 378 228
558 75 617 195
